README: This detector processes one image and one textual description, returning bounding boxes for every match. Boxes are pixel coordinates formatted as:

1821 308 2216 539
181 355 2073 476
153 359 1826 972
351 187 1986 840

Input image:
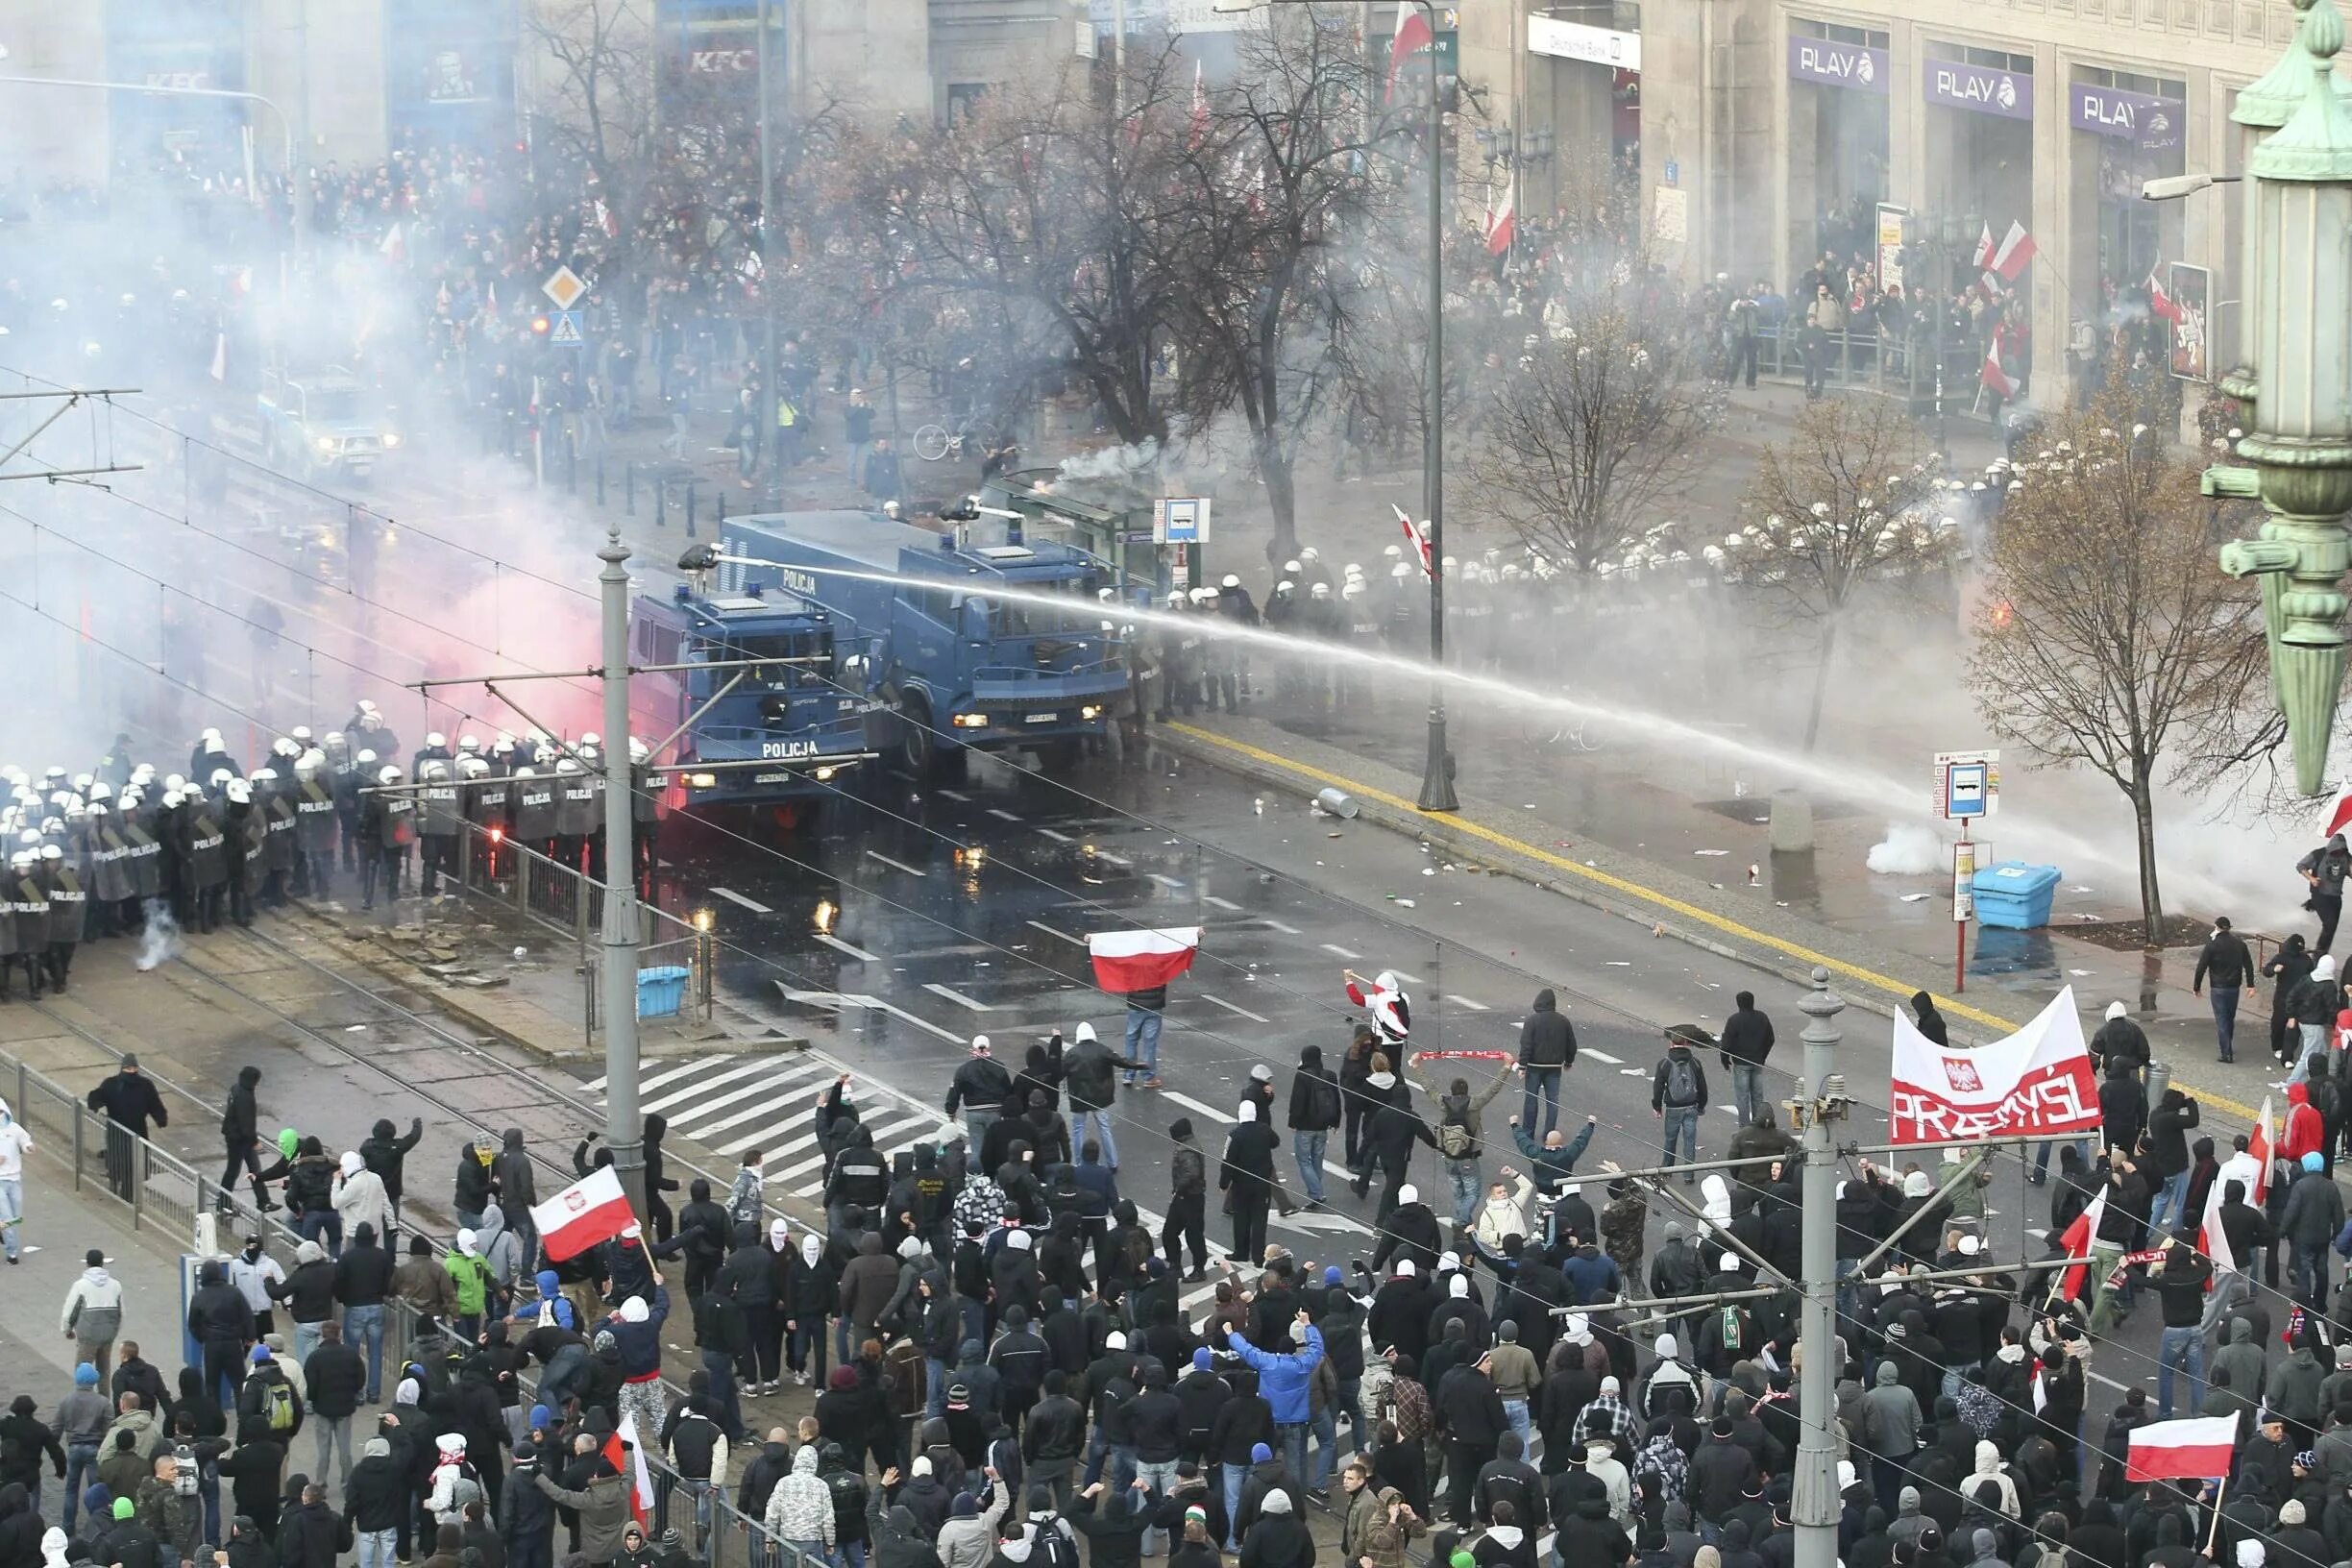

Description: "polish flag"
1990 220 2038 282
1972 221 1996 270
605 1416 657 1524
1089 927 1201 992
1393 504 1434 576
2250 1096 2274 1203
2125 1413 2242 1482
529 1165 636 1262
1189 60 1209 150
2317 790 2352 840
379 222 404 262
2054 1183 2107 1302
2196 1163 2234 1278
1980 326 2016 399
208 332 228 384
1385 3 1435 101
2148 263 2184 326
1485 196 1516 257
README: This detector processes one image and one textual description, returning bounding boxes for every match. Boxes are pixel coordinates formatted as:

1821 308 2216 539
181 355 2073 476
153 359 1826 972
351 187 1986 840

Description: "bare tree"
1462 269 1717 574
1966 395 2264 938
819 41 1200 447
1739 397 1949 750
1166 11 1384 562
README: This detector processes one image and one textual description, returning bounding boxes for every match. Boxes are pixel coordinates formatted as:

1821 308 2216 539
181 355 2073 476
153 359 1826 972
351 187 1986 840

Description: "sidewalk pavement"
0 1135 191 1394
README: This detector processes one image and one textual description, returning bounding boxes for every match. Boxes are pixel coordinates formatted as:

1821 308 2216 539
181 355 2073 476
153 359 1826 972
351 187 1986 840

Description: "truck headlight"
313 436 336 454
813 767 835 782
1081 705 1103 721
952 713 990 729
688 772 717 789
381 432 403 449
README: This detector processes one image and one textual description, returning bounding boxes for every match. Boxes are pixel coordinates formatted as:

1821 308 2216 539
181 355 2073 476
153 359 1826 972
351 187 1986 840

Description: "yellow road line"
1166 721 2261 1122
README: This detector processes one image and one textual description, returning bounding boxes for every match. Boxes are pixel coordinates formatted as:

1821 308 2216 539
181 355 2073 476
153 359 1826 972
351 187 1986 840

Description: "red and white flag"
1972 221 1996 270
606 1416 657 1524
2148 264 2184 326
208 332 228 384
379 222 405 262
2251 1095 2275 1203
1393 504 1434 577
2055 1183 2108 1302
1484 196 1516 257
1989 220 2038 282
1891 986 2098 1144
2125 1413 2241 1482
1089 927 1201 992
2318 790 2352 841
2196 1163 2234 1277
528 1165 636 1262
1385 2 1435 101
1980 327 2016 399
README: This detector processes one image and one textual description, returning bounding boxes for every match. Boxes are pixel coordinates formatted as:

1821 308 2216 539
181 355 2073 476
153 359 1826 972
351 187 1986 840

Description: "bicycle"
912 423 966 462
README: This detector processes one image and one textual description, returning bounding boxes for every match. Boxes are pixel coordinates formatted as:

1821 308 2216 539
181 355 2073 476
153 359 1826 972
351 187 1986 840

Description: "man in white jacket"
60 1250 125 1374
331 1151 392 1247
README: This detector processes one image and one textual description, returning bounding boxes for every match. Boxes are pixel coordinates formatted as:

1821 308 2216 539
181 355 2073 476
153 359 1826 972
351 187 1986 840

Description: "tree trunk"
1801 615 1841 752
2132 773 2165 943
1262 436 1298 566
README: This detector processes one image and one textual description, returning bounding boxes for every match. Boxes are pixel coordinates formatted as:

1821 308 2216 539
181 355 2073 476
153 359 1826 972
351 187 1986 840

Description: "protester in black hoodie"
1516 990 1577 1139
359 1117 425 1239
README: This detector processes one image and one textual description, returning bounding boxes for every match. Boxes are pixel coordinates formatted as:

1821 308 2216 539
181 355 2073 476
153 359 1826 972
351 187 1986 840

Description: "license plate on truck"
1025 713 1060 724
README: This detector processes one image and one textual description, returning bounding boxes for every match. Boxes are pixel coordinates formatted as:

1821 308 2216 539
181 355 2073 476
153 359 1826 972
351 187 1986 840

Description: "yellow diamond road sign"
542 266 588 311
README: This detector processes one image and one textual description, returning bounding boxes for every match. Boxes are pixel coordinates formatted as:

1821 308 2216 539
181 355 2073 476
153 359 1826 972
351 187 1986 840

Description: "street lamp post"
2215 0 2352 795
1213 0 1455 809
0 76 306 247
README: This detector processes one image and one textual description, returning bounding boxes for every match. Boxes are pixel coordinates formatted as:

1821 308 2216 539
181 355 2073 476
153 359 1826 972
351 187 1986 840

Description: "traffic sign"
542 265 588 310
1935 748 2000 820
550 309 585 347
1153 497 1213 544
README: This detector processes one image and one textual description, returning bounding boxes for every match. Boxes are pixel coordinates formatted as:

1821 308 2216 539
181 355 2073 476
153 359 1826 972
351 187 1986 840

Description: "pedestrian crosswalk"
583 1045 1251 1301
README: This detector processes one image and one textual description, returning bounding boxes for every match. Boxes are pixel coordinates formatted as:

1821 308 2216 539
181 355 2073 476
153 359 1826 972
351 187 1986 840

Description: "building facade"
1461 0 2316 404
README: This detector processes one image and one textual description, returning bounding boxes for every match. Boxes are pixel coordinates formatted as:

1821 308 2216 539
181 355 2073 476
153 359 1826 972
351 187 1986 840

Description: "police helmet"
1310 582 1330 599
425 732 447 750
40 845 61 862
378 767 402 785
1274 580 1295 596
1390 562 1412 579
1221 575 1240 589
227 779 252 804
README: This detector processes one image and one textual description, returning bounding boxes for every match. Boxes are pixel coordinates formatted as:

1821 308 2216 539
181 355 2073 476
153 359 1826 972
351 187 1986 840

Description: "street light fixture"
0 74 306 258
2140 172 2242 200
1213 0 1457 809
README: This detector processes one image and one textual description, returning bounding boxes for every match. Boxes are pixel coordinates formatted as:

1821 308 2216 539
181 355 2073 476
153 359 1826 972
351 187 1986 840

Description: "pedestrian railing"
1748 323 1988 411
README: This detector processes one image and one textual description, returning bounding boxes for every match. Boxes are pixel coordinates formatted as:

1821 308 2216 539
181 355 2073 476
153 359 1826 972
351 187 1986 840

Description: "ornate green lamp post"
2218 0 2352 795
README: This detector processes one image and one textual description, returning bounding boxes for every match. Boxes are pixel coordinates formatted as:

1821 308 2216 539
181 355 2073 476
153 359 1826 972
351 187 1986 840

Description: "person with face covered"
1220 1101 1284 1262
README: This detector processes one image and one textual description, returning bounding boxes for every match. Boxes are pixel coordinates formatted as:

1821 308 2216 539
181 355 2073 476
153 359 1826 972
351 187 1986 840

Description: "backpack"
1666 1053 1702 1108
262 1378 298 1434
1435 1106 1478 1162
1310 1072 1342 1129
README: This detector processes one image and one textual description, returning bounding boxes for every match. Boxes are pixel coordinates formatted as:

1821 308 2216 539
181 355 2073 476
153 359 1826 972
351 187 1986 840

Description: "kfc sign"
690 48 758 72
1889 985 2102 1144
145 70 214 91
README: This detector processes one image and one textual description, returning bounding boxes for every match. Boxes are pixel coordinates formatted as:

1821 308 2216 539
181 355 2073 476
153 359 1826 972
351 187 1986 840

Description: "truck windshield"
703 630 831 690
308 390 362 421
987 573 1104 640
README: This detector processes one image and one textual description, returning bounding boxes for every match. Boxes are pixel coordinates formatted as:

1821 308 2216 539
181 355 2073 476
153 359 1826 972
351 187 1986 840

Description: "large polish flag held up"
1090 927 1202 993
529 1165 637 1262
2125 1413 2242 1482
2054 1182 2108 1302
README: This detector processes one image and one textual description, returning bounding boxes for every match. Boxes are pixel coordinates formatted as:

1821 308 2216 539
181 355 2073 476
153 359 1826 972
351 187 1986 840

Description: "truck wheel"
898 694 938 778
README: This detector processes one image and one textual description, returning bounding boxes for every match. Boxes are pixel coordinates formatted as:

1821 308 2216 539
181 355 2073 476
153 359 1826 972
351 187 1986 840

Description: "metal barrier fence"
397 819 716 1040
1749 322 1991 409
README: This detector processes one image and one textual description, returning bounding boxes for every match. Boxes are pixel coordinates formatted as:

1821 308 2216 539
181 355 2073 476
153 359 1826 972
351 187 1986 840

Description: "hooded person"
1909 992 1949 1048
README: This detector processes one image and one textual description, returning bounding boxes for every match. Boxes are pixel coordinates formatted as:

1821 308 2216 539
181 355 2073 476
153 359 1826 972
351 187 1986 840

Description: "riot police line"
13 706 672 990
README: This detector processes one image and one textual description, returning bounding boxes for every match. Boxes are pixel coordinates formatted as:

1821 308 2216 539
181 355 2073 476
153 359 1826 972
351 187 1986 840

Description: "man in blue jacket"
1224 1311 1325 1490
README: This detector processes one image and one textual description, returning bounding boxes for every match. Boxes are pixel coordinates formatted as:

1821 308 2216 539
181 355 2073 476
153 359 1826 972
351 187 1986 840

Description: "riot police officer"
42 842 85 991
184 788 229 934
370 764 417 910
628 740 659 891
417 760 462 895
1152 591 1195 722
292 751 337 897
553 757 596 876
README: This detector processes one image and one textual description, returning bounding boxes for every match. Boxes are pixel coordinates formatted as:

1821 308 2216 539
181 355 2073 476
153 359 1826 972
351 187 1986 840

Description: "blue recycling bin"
1971 861 2063 930
636 965 690 1018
